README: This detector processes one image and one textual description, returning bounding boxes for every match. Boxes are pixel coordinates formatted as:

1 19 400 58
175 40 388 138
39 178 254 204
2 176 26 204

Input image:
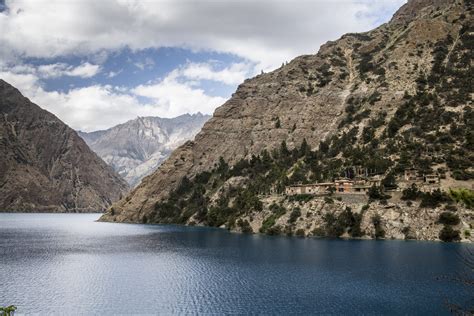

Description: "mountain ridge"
0 79 129 212
78 113 210 187
100 0 473 241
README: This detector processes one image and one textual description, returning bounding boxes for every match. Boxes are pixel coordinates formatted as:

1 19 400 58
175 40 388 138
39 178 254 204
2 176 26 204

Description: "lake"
0 213 472 315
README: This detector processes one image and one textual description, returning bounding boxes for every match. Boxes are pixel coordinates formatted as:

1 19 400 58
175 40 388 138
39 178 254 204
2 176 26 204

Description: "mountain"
100 0 473 241
78 114 210 187
0 80 128 212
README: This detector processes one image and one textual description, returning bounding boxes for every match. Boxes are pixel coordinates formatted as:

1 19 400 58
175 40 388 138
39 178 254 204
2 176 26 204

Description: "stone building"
285 183 333 196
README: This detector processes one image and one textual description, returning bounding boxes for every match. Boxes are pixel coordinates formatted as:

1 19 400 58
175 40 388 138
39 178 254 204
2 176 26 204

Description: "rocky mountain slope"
100 0 473 241
78 114 210 187
0 80 128 212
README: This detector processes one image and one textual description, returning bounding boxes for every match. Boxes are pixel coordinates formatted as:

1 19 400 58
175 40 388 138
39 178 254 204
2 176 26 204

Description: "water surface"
0 213 472 315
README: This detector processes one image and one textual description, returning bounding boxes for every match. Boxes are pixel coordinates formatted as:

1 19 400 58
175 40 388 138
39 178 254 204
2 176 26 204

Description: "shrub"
295 229 306 237
367 186 391 200
312 227 326 237
275 117 281 128
439 225 461 242
288 208 302 224
154 201 180 220
444 205 458 212
266 225 282 236
324 196 334 204
438 212 460 226
323 213 345 237
322 208 363 238
237 219 253 233
402 226 415 240
349 213 364 238
449 188 474 209
288 194 313 203
402 184 421 200
372 214 385 239
420 189 450 208
260 205 286 234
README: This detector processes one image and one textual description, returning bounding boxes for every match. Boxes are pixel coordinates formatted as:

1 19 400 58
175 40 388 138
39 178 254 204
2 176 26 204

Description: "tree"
288 208 302 224
401 184 421 200
367 185 390 200
0 305 17 316
439 225 460 242
299 138 310 157
438 212 460 226
216 156 229 179
275 117 281 128
420 189 450 208
371 214 385 239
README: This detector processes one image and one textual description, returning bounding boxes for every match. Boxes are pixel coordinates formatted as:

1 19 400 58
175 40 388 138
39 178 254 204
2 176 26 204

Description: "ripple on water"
0 213 472 315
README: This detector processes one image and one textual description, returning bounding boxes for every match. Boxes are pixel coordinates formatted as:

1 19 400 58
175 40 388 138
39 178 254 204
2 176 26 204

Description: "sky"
0 0 406 132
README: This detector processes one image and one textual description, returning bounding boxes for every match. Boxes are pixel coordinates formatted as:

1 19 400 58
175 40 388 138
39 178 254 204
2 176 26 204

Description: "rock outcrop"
0 80 128 212
78 114 210 187
101 0 473 241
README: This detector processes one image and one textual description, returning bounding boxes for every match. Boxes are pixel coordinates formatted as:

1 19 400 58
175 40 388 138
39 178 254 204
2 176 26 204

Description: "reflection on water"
0 213 472 315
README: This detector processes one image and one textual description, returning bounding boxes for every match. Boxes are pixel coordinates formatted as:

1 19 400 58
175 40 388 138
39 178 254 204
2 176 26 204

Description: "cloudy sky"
0 0 405 132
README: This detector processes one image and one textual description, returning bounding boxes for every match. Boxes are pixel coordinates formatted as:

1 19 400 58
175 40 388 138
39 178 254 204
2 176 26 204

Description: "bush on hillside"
438 212 460 226
439 225 461 242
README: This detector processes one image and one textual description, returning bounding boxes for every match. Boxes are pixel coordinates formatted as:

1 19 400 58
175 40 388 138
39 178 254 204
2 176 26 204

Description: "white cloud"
107 69 122 78
132 70 226 117
0 66 225 131
66 62 100 78
133 57 155 71
10 62 102 79
0 0 408 131
179 62 252 85
0 0 406 70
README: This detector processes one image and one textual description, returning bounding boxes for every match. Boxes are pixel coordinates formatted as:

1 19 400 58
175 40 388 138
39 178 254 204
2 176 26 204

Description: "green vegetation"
371 214 385 239
275 117 281 128
260 203 286 234
0 306 17 316
295 229 306 237
288 194 313 203
322 207 363 238
437 200 462 243
402 184 421 200
449 188 474 209
288 208 302 224
367 185 390 201
419 190 451 208
438 212 460 226
237 219 253 233
439 225 461 242
402 226 415 240
146 28 472 244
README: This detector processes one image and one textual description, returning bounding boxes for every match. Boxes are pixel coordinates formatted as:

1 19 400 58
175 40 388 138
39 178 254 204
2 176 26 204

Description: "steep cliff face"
78 114 210 187
0 80 128 212
101 0 472 240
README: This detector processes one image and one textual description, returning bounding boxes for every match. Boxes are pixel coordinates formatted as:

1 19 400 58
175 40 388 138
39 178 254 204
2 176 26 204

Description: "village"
284 166 441 198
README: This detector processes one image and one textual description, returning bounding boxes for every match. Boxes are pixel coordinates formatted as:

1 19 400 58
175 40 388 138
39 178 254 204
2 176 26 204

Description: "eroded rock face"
78 114 210 187
101 0 470 226
230 196 473 242
0 80 128 212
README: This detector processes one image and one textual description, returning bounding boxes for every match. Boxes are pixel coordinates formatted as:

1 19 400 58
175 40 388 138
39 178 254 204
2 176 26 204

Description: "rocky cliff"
100 0 473 241
78 114 210 187
0 80 129 212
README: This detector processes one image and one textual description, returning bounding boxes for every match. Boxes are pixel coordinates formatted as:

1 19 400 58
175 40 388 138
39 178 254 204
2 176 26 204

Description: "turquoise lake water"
0 213 472 315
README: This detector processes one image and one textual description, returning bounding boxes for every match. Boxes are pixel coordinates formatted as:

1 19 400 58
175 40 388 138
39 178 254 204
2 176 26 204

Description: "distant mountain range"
0 79 128 212
78 114 210 187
